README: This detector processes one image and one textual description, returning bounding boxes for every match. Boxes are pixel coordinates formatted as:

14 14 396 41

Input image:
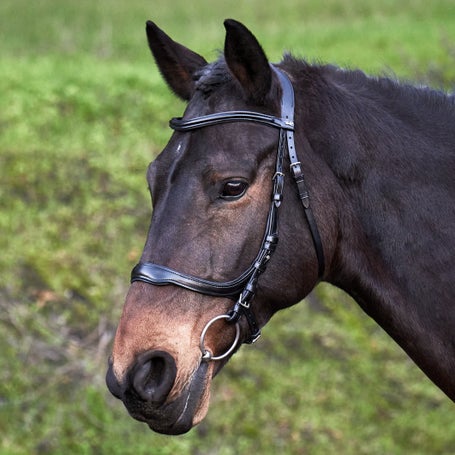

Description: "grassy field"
1 1 454 454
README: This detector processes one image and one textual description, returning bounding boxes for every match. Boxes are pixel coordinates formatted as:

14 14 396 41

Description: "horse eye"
220 180 248 200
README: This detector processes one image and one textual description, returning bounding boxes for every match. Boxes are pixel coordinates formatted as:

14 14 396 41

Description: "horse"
106 19 455 435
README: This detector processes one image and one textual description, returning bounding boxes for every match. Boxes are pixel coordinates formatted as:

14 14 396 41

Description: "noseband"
131 66 325 358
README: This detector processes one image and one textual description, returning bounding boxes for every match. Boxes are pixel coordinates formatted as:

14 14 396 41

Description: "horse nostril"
131 350 177 404
106 359 123 399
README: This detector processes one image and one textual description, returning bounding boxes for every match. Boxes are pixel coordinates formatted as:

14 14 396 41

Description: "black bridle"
131 66 325 346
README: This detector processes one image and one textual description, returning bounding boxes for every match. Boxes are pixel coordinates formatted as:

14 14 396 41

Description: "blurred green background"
1 1 454 453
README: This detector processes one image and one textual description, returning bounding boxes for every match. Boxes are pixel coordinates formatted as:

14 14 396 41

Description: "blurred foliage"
1 0 454 454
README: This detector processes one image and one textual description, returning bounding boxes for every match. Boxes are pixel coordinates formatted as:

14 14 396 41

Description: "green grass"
1 1 454 454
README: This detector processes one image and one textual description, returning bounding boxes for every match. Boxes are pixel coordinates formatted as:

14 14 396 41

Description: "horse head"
105 19 332 434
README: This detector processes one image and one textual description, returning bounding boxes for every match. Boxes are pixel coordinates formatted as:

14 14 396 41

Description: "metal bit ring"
200 315 240 362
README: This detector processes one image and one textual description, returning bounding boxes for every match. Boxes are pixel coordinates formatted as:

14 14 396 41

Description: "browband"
169 111 294 131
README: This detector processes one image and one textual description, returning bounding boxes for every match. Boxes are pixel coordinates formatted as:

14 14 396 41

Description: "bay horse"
106 19 455 435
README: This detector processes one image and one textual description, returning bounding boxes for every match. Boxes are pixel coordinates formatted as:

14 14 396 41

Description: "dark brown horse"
106 19 455 435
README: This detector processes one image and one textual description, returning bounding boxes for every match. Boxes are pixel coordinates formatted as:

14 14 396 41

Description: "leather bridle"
131 66 325 356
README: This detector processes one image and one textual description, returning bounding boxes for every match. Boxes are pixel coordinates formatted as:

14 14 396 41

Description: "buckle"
272 171 284 181
290 161 301 172
238 296 251 309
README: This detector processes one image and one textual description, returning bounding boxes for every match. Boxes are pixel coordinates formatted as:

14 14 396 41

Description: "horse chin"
126 360 212 435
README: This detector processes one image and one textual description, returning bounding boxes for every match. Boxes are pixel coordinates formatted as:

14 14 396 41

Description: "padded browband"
169 111 294 131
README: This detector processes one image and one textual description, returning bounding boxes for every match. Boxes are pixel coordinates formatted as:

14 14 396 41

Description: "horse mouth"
120 361 211 435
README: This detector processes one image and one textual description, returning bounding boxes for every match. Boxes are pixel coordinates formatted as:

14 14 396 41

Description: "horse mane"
281 53 455 114
279 54 455 186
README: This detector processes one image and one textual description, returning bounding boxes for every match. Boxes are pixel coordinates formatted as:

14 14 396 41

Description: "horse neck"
294 63 455 399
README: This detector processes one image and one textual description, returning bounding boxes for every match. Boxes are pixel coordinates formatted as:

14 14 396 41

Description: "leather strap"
274 68 325 278
170 111 294 131
131 262 249 298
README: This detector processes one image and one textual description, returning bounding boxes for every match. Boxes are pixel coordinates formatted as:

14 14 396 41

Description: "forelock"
194 57 233 97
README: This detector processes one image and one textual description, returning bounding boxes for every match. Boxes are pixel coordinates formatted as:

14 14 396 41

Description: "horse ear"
145 21 208 100
223 19 272 104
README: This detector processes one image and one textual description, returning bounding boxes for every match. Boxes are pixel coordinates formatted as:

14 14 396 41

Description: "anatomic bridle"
131 66 325 360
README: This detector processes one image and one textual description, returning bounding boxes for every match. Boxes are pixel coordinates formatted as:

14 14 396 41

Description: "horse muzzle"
106 351 211 435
